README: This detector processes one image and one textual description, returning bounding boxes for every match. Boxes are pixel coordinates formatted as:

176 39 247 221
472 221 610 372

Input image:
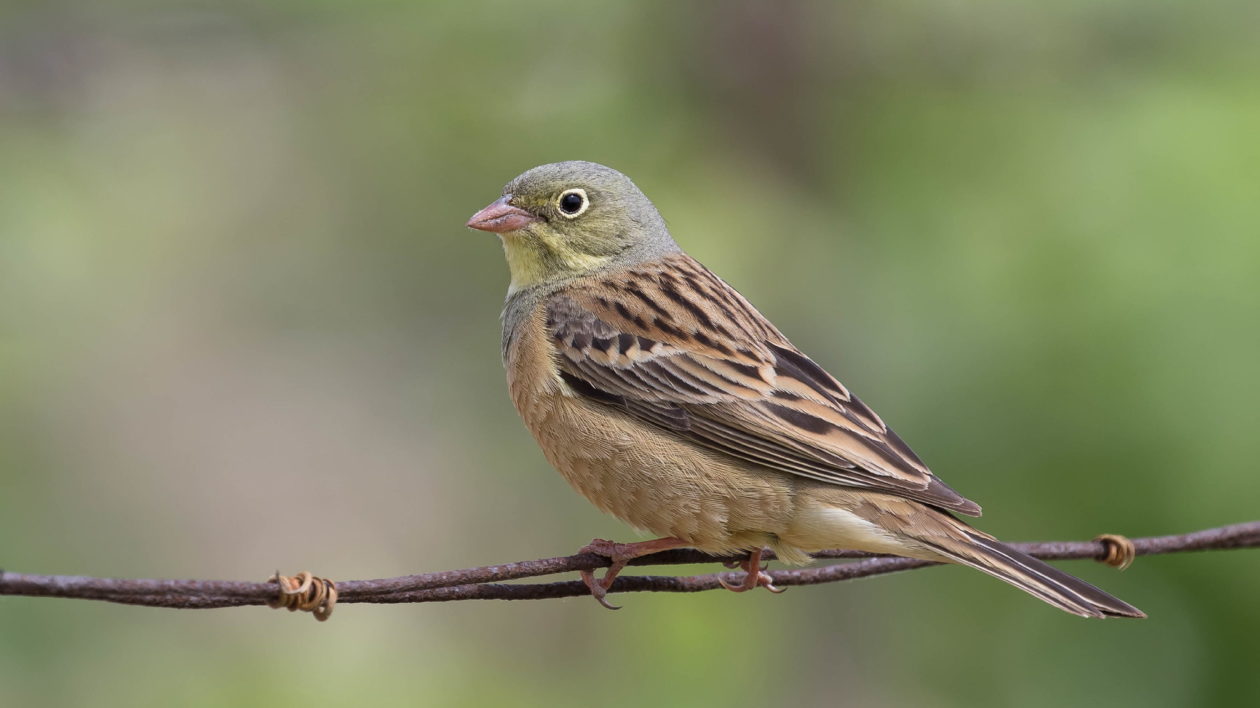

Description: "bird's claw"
719 569 784 594
579 569 622 610
578 538 623 558
578 539 632 609
574 536 689 610
718 549 785 594
576 538 643 610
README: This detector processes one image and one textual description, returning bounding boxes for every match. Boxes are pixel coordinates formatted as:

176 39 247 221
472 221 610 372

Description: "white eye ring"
557 188 589 218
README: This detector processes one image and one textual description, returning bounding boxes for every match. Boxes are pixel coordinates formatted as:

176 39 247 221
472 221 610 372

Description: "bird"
466 160 1144 618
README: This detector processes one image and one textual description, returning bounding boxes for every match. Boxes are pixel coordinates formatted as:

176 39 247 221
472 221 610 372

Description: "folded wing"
546 255 981 516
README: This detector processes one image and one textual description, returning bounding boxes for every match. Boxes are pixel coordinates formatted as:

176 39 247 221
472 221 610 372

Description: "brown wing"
546 254 981 516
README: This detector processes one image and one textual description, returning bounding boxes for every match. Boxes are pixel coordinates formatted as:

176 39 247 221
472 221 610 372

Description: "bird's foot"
576 537 688 610
718 569 785 594
717 549 786 594
578 538 626 559
578 568 623 610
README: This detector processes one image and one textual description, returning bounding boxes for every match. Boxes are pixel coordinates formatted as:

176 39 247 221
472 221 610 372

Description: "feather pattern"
545 253 982 516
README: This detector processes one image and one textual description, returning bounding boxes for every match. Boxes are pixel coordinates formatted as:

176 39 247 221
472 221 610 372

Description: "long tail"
926 530 1146 619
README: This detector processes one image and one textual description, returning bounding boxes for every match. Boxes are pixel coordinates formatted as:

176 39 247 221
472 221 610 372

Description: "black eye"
558 189 588 216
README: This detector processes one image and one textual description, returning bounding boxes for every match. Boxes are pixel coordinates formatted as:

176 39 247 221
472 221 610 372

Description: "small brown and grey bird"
467 160 1143 618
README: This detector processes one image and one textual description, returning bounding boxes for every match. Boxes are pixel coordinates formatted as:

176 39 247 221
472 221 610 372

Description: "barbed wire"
2 521 1256 619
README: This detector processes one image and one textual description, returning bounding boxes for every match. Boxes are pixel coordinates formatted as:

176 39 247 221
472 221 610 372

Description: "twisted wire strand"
267 571 337 621
1 521 1256 614
1094 534 1137 570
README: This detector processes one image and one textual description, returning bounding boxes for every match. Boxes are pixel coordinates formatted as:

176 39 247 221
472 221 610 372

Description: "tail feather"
928 532 1146 619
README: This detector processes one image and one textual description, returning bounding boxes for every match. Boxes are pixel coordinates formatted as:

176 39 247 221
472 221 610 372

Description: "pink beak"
466 195 538 233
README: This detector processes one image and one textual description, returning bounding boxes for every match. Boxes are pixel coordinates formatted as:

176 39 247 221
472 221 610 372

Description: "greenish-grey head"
467 161 679 293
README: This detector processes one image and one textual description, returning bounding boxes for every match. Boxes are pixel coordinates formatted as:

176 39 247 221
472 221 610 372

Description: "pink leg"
718 548 786 594
578 537 689 610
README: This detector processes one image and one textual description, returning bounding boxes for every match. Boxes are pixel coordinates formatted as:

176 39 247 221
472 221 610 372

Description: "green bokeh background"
2 2 1258 706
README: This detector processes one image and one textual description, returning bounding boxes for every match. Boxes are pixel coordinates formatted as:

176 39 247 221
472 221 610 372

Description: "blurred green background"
2 1 1258 706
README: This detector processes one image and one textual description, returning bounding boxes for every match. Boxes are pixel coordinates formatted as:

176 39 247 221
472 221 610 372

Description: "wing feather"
547 255 981 516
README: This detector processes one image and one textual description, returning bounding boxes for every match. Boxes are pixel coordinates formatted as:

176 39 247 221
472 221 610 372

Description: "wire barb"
1094 534 1137 570
268 571 337 621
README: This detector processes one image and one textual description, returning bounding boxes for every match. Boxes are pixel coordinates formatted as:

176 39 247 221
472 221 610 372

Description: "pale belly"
533 387 798 548
503 300 925 564
517 386 933 564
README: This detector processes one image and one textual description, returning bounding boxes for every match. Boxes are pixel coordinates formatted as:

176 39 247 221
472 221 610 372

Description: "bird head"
467 161 678 293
